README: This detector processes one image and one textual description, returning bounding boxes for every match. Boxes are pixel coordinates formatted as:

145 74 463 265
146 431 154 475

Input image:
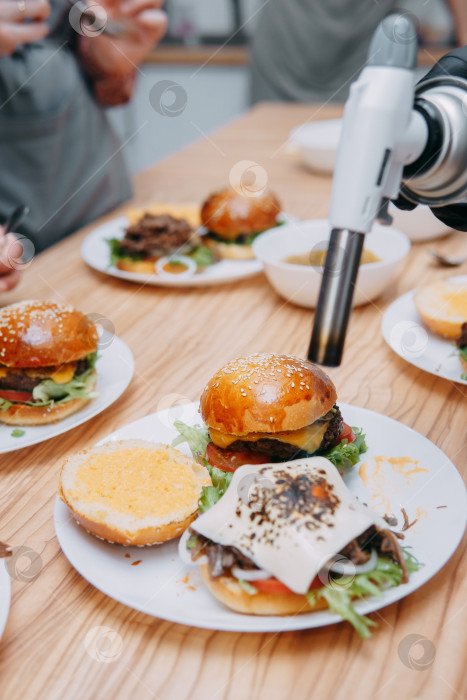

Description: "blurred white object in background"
253 219 411 309
289 119 341 174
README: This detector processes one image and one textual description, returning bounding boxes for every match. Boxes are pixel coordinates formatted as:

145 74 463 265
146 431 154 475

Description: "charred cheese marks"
192 457 387 595
208 423 328 453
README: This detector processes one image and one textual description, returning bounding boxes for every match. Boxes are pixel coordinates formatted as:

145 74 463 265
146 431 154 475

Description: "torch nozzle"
307 228 365 367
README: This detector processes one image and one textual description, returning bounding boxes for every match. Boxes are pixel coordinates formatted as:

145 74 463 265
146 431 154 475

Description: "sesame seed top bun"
200 353 337 436
0 300 98 368
201 188 281 239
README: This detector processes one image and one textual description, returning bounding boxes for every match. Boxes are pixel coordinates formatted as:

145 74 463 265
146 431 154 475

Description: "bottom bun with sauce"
180 457 419 636
59 440 211 546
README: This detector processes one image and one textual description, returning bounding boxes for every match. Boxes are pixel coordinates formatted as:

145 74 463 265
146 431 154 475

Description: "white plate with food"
382 275 467 386
0 560 11 639
81 193 290 288
0 337 133 453
54 400 466 633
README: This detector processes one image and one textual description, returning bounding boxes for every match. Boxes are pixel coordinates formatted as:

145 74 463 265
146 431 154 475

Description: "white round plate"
81 216 264 287
382 275 467 386
0 561 11 639
0 336 134 454
54 402 466 633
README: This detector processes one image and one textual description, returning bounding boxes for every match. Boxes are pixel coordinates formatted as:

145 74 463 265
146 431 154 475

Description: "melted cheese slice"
0 362 76 383
209 422 328 453
192 457 387 594
50 362 76 384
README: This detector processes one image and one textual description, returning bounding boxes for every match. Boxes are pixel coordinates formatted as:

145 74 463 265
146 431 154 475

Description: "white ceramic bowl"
388 203 453 242
289 119 341 174
253 219 411 309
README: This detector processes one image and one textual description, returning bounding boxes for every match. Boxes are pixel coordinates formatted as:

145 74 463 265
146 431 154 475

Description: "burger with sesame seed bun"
0 300 99 425
173 354 367 489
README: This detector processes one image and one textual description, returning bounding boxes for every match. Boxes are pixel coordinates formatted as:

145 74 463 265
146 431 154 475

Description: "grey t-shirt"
0 0 132 252
250 0 397 103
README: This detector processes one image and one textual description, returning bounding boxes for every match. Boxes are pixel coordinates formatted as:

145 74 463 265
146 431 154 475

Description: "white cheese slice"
191 457 388 595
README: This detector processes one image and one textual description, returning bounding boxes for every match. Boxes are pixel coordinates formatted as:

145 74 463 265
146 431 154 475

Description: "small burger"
180 458 418 636
197 353 364 472
108 205 217 275
201 188 281 260
456 322 467 375
0 300 98 425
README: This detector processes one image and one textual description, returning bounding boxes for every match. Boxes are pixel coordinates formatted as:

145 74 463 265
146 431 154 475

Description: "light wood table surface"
0 103 466 700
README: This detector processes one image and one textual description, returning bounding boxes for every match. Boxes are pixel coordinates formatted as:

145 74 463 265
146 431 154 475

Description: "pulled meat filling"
228 405 344 461
119 214 200 257
189 524 408 584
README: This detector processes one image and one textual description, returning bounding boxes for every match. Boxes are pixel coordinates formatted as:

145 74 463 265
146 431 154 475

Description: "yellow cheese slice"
209 422 328 453
50 363 77 384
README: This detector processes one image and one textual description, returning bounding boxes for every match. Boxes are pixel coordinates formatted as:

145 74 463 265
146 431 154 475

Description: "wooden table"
0 103 466 700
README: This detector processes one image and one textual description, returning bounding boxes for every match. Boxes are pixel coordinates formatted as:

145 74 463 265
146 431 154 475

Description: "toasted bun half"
200 353 337 436
0 376 96 425
414 280 467 339
0 300 98 368
203 236 255 260
59 441 212 546
201 188 281 240
116 259 156 274
199 565 328 615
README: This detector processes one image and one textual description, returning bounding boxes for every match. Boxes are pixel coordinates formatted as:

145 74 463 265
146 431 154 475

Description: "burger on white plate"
0 300 99 425
173 353 367 510
179 457 420 637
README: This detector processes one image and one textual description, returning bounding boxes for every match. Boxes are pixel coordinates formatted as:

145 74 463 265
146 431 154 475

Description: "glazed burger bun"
59 441 212 546
0 392 96 426
200 353 337 437
199 565 328 615
201 188 281 239
0 300 98 368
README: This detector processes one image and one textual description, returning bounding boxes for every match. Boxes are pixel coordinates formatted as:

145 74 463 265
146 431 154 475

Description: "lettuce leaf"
0 398 12 413
172 420 210 458
30 368 97 406
107 238 144 266
306 553 421 638
321 427 367 471
199 466 233 512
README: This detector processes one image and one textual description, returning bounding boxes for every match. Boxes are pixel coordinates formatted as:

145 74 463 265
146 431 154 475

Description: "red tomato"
337 422 355 444
205 442 270 472
0 389 33 403
253 575 322 595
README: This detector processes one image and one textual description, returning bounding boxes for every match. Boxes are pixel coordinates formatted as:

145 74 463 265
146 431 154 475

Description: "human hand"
0 0 50 57
0 228 23 292
80 0 167 75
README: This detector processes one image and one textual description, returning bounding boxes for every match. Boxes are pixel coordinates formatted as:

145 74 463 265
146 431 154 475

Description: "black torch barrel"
307 228 365 367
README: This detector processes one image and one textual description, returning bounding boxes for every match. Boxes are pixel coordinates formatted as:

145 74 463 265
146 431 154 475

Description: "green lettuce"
199 465 233 512
188 246 215 268
172 420 210 458
322 427 367 471
107 238 144 266
0 398 12 413
306 553 421 638
30 369 97 406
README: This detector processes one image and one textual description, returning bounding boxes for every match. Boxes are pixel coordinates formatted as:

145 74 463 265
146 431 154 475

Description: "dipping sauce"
283 248 381 266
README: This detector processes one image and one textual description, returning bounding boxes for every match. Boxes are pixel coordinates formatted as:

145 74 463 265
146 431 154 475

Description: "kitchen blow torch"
308 12 467 367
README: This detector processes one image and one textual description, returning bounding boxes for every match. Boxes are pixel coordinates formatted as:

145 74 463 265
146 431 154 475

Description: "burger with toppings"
173 353 367 510
108 205 217 275
200 188 282 260
179 458 419 637
0 300 98 425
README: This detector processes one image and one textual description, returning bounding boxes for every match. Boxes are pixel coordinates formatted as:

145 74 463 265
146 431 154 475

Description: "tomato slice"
337 422 355 444
253 575 322 595
0 389 33 403
205 442 270 472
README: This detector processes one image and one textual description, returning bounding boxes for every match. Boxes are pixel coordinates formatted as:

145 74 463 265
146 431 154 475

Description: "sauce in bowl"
283 248 381 266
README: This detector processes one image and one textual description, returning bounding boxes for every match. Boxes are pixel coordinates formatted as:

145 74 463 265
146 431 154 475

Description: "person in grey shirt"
0 0 167 254
250 0 467 104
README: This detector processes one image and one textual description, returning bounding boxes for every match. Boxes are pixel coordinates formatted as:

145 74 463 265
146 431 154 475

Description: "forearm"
445 0 467 45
